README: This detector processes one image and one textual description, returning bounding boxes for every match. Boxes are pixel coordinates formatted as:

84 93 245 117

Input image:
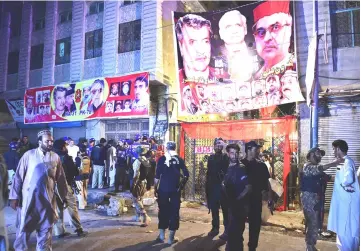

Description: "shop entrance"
179 116 297 211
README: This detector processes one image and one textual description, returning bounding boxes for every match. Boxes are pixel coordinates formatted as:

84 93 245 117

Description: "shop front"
178 116 298 211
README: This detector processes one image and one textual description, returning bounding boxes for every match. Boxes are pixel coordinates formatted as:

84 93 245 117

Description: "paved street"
5 206 337 251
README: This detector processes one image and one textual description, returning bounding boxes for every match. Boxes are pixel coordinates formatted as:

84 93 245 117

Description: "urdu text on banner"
24 72 149 124
173 0 304 121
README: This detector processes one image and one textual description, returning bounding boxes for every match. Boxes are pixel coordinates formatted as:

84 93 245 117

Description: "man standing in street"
106 139 117 188
299 147 344 251
53 139 88 238
206 138 229 239
224 143 251 251
114 140 128 192
328 140 360 251
131 146 152 227
19 136 34 157
67 138 79 163
154 141 189 244
4 142 20 185
91 138 107 189
241 141 273 251
9 130 68 251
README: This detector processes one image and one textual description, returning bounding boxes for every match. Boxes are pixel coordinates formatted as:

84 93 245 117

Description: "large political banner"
173 0 304 121
24 72 149 124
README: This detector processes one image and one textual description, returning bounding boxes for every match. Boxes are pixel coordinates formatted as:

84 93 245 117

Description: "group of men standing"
206 138 271 251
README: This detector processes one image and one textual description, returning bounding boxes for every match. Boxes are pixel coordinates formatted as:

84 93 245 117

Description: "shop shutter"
318 101 360 210
105 119 149 141
53 126 86 143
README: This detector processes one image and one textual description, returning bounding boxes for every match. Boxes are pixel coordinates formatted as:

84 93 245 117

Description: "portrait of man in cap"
252 0 295 79
64 84 77 116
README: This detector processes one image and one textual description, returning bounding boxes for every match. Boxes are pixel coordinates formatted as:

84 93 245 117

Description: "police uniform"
115 143 128 192
206 151 229 237
300 161 328 251
224 162 249 251
155 142 189 244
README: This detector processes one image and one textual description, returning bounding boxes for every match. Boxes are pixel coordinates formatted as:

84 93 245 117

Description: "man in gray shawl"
9 129 67 251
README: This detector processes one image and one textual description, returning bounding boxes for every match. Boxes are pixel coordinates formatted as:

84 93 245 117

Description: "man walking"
91 138 107 189
3 142 20 185
53 139 88 238
75 149 91 210
9 130 68 251
299 147 343 251
241 141 273 251
206 138 229 239
154 141 189 244
223 143 251 251
328 140 360 251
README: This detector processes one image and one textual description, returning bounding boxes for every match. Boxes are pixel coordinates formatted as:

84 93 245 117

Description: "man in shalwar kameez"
328 139 360 251
9 130 68 251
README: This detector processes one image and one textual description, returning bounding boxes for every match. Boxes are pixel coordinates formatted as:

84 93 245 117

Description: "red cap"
253 0 290 24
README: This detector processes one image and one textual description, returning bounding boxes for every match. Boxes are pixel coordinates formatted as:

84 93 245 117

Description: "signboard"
24 72 149 124
173 0 304 121
195 146 213 154
6 100 24 122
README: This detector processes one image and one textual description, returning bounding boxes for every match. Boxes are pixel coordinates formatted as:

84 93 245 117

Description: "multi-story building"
0 0 205 144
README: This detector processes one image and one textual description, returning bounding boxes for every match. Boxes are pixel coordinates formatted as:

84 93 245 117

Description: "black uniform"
206 153 229 232
115 146 128 191
224 162 249 251
156 154 189 231
241 158 270 251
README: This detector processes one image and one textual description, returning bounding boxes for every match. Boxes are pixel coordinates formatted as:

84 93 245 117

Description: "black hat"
245 141 261 150
65 86 75 96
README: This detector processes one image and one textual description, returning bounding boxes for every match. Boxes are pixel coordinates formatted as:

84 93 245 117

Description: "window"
329 1 360 71
34 18 45 31
8 51 19 74
59 10 72 24
89 1 104 15
330 1 360 48
123 0 139 6
118 20 141 53
85 29 103 59
56 37 71 65
30 44 44 70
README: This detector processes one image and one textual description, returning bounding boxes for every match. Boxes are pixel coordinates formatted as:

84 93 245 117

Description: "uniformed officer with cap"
131 145 152 227
299 147 343 251
154 141 189 244
3 141 20 185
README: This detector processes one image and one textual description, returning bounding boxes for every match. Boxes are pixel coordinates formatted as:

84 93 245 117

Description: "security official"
241 141 273 251
154 141 189 244
206 137 229 239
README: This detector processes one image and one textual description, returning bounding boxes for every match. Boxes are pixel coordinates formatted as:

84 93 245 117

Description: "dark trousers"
226 206 247 251
211 192 229 230
248 198 262 250
114 165 127 191
158 190 181 231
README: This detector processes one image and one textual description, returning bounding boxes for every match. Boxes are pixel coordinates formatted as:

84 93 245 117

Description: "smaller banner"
6 100 24 122
24 72 149 124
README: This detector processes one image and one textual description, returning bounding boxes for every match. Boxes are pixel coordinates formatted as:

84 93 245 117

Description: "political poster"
24 72 149 124
6 100 24 122
173 0 304 121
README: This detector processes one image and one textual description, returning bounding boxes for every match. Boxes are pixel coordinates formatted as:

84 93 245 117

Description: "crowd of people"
0 131 359 251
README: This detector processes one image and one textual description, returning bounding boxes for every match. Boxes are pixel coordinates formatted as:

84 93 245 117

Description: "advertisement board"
6 100 24 122
24 72 149 124
173 0 304 121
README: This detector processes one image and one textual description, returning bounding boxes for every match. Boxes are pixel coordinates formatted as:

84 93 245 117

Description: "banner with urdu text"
24 72 149 124
173 0 304 121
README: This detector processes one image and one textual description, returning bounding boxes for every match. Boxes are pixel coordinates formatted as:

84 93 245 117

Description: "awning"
49 121 83 128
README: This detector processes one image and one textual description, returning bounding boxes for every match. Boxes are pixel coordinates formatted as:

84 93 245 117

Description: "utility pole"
311 0 319 148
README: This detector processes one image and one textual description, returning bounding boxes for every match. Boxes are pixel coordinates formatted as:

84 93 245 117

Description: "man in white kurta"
328 139 360 251
9 130 67 251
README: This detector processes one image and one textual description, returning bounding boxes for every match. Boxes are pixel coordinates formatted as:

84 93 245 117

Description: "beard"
40 143 52 152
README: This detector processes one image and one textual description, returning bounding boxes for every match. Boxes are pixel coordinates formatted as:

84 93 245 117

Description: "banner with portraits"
6 100 24 122
173 0 304 121
24 72 149 124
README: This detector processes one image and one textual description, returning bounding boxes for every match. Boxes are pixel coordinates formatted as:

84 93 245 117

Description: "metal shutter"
105 119 149 141
318 101 360 210
53 127 86 143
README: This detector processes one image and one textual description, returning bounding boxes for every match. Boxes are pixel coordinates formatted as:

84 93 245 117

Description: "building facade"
0 0 205 145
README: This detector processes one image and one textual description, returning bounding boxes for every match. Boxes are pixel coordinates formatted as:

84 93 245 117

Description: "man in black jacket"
91 138 107 189
206 138 229 239
53 139 88 238
241 141 273 251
